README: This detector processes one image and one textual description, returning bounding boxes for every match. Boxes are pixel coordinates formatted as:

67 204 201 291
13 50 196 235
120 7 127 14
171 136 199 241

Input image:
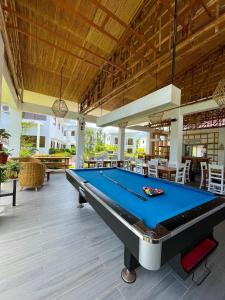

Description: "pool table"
66 168 225 283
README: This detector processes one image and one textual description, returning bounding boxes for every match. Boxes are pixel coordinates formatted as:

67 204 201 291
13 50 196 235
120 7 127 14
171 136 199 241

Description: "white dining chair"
111 160 118 167
148 159 159 178
208 164 225 194
96 160 104 168
135 159 144 174
184 160 191 183
159 158 168 167
175 163 185 184
200 161 208 189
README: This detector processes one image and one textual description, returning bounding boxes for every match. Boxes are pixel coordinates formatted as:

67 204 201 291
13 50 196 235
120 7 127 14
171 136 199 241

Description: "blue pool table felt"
73 168 217 228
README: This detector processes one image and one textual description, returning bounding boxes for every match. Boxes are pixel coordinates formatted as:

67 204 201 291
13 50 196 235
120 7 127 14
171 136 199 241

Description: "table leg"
47 172 50 182
121 247 139 283
12 180 17 206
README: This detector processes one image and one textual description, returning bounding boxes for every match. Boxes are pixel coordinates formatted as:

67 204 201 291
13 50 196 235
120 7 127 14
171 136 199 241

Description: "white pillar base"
75 116 85 168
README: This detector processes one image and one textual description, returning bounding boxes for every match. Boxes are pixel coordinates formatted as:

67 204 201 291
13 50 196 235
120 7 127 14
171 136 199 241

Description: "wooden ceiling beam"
54 0 153 66
89 0 159 53
2 5 129 74
79 10 225 114
197 0 213 18
158 0 185 28
7 25 115 74
0 4 22 100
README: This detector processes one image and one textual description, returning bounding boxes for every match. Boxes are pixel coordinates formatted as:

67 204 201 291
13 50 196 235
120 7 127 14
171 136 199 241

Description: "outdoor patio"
0 174 225 300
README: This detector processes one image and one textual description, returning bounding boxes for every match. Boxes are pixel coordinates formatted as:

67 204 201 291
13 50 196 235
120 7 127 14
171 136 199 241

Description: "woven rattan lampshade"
148 112 164 124
52 99 68 118
213 79 225 107
52 68 68 118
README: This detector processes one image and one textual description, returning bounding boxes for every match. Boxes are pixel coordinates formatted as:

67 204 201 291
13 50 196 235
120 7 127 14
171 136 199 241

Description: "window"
39 136 45 148
71 131 75 136
21 135 45 148
127 148 133 153
114 137 118 144
53 117 56 125
64 131 67 136
22 112 47 121
127 138 133 145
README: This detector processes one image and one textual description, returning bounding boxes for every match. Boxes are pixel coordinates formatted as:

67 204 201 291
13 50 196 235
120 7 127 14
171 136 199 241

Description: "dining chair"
200 161 208 189
111 160 118 167
175 163 185 184
208 164 225 194
135 159 144 174
159 158 168 167
148 159 159 178
184 160 191 183
96 160 104 168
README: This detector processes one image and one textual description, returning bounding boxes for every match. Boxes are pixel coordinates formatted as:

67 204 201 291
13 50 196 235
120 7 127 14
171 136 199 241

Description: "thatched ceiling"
2 0 225 114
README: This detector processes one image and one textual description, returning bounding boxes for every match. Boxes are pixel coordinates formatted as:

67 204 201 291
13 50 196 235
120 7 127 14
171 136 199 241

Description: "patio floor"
0 174 225 300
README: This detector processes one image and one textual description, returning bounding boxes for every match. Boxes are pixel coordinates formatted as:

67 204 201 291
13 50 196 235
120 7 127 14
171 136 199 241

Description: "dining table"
130 162 176 180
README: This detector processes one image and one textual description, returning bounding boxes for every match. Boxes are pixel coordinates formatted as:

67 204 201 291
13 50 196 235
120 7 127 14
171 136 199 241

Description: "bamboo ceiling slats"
2 0 225 114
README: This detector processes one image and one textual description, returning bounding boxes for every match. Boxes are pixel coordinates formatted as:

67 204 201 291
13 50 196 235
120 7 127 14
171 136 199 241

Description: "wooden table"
34 156 70 170
130 163 176 180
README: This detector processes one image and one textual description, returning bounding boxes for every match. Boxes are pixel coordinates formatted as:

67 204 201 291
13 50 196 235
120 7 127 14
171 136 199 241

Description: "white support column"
118 122 127 160
0 35 4 125
36 122 41 151
218 128 225 165
145 129 153 155
169 109 183 164
75 115 85 168
8 107 22 156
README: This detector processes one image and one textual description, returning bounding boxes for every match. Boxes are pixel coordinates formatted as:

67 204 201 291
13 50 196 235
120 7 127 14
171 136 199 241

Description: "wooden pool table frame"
66 168 225 283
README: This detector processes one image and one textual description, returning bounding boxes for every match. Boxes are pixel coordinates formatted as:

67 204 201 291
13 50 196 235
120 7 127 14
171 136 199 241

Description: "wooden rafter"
6 25 116 74
0 4 22 100
2 5 129 74
79 8 225 114
89 0 159 53
53 0 154 66
197 0 212 18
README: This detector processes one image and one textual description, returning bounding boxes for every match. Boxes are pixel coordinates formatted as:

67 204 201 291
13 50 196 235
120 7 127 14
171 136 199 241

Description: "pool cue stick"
100 171 147 202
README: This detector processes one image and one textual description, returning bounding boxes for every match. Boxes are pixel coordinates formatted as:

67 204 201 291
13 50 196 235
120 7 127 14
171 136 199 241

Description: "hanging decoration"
213 78 225 107
148 112 164 125
52 69 68 118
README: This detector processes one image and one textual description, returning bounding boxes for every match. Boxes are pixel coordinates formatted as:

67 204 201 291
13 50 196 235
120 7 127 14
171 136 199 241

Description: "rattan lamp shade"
52 99 68 118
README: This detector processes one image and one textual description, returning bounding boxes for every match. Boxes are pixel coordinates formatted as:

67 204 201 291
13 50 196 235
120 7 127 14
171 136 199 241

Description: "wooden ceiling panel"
2 0 225 113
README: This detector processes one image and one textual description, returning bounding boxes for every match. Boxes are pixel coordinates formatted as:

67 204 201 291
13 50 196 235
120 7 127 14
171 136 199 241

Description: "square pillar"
75 115 85 168
145 129 153 155
0 35 4 124
169 109 183 164
218 128 225 165
8 107 22 156
118 122 127 160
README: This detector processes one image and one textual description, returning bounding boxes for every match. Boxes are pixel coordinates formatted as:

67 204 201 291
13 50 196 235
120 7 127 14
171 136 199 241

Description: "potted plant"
6 160 22 179
0 129 11 164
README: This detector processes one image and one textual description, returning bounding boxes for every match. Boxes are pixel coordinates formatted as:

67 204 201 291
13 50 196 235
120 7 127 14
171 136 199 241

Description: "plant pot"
0 153 9 164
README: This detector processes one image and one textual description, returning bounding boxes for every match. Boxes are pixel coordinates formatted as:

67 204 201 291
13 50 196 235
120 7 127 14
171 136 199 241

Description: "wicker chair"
19 162 46 191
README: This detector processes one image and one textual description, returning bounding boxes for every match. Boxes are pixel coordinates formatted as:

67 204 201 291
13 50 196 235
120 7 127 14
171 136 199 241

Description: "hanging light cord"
172 0 178 83
59 68 63 100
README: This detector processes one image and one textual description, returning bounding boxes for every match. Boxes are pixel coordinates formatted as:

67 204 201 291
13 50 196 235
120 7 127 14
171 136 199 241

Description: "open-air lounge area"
1 0 225 299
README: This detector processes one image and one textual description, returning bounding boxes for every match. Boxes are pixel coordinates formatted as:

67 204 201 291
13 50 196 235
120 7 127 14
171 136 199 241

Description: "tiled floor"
0 174 225 300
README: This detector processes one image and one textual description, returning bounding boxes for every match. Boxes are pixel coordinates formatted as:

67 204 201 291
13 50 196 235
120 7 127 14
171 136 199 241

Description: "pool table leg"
121 247 140 283
77 192 87 208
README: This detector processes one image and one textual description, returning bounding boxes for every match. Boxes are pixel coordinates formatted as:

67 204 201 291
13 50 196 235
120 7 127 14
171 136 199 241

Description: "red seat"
181 238 217 273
